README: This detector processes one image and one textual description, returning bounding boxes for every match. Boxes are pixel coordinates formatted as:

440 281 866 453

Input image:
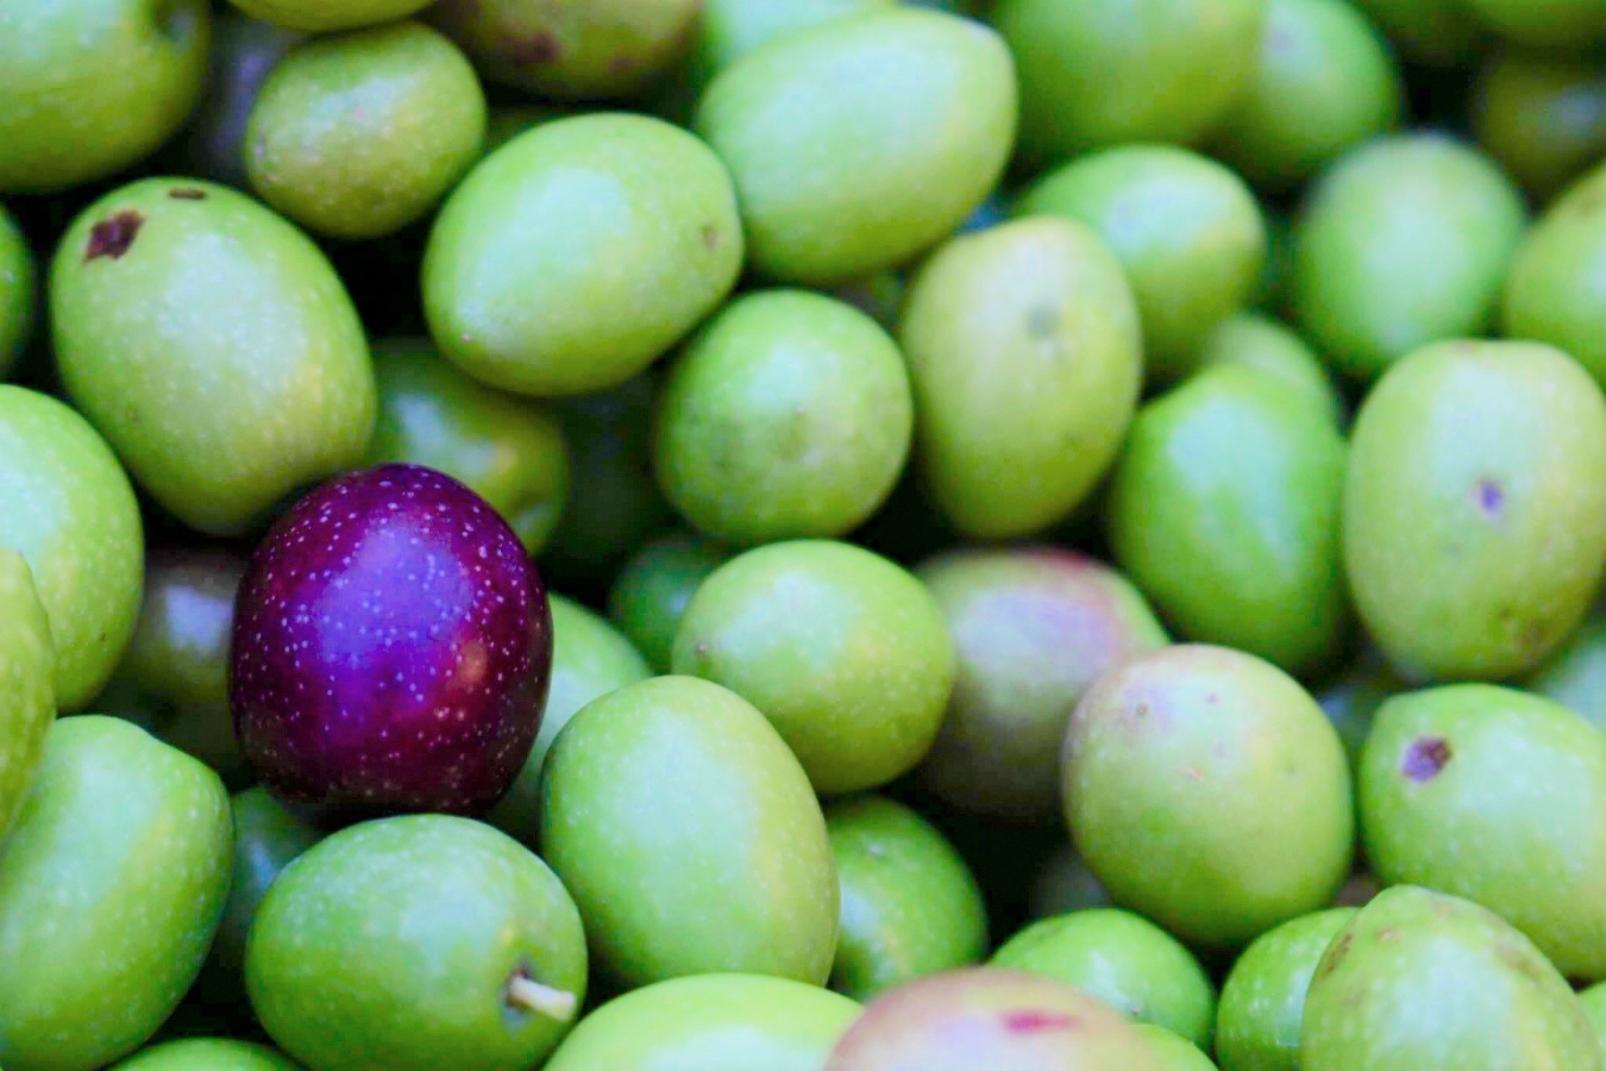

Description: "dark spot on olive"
1002 1011 1077 1034
1522 620 1547 652
1474 478 1503 517
608 52 638 75
508 29 562 65
168 187 206 200
1402 736 1451 782
700 224 720 249
84 210 145 262
1316 932 1353 978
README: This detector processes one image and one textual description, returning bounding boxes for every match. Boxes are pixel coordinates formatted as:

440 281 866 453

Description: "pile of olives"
0 1 1604 1069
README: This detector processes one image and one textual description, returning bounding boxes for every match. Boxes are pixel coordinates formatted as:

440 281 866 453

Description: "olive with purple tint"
231 464 552 820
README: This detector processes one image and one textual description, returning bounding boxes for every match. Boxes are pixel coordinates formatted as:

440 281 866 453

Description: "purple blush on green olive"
231 463 551 821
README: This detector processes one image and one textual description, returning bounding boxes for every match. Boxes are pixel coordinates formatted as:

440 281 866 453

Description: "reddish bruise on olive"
1402 736 1452 782
230 463 552 822
84 210 144 261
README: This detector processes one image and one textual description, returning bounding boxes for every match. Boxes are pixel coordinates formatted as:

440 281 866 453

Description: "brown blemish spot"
168 187 206 200
608 52 638 75
1497 942 1545 980
84 210 145 262
1002 1011 1077 1034
700 224 720 249
1377 927 1399 943
1474 478 1503 517
1316 932 1353 979
1402 736 1451 782
508 29 562 65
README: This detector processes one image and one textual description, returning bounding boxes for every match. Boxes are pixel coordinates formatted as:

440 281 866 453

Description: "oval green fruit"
52 178 374 537
1360 685 1606 980
1474 52 1606 200
198 787 321 1004
246 21 485 239
1108 364 1350 675
0 717 231 1071
1343 340 1606 680
828 795 988 1001
1525 606 1606 730
1063 645 1354 949
673 541 955 795
540 676 839 987
1214 908 1355 1071
694 9 1015 284
487 595 649 843
1292 135 1526 380
826 968 1162 1071
424 114 741 397
607 530 731 673
430 0 701 100
994 909 1216 1048
1301 886 1603 1071
1504 161 1606 389
366 339 569 555
545 974 859 1071
916 548 1167 821
110 1039 299 1071
0 386 143 710
1196 312 1343 425
899 217 1142 538
229 0 430 33
655 290 911 545
1211 0 1402 190
0 551 52 842
96 548 247 784
248 815 587 1071
1018 145 1265 380
0 0 209 193
995 0 1265 162
0 206 34 380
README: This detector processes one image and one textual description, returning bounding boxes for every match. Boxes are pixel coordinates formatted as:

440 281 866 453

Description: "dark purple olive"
231 464 552 820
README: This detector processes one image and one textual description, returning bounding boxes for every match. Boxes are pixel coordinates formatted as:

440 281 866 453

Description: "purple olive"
231 464 552 820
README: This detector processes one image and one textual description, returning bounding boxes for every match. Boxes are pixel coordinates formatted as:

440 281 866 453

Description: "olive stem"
507 975 578 1022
